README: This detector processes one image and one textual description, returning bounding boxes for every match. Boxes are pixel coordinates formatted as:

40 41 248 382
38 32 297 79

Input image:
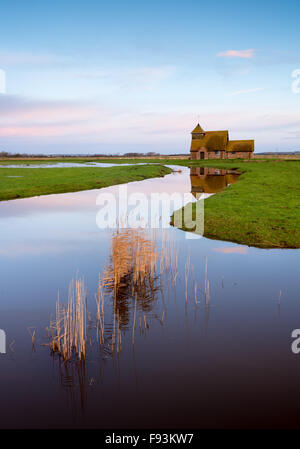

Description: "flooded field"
0 162 148 169
0 166 299 428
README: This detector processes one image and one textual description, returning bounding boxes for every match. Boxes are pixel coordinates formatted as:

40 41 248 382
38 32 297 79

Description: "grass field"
172 159 300 248
0 164 171 201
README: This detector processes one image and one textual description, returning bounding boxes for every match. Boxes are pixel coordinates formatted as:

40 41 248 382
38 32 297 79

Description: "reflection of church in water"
190 167 240 197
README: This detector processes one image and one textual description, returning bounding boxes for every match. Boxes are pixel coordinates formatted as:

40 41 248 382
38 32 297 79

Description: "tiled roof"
227 140 254 152
190 130 229 152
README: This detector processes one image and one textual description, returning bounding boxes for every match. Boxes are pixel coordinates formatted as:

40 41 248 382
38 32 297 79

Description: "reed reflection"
100 229 162 330
57 359 88 419
47 227 214 421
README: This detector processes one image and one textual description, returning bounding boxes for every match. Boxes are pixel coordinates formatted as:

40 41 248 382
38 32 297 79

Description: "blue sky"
0 0 300 154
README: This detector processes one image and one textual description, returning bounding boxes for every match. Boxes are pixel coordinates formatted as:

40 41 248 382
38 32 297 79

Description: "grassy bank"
172 159 300 248
0 164 172 201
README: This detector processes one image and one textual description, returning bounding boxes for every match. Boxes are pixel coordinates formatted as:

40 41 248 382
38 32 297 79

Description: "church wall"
207 151 224 159
190 148 254 160
226 152 252 159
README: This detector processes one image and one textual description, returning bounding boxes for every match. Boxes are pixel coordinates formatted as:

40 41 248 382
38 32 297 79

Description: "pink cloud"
0 94 299 152
0 125 82 137
217 49 255 59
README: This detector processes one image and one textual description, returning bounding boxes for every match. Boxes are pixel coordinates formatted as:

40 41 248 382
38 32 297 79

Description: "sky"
0 0 300 154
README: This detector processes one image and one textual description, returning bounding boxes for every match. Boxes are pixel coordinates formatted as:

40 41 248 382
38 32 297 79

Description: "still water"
0 162 148 168
0 166 299 428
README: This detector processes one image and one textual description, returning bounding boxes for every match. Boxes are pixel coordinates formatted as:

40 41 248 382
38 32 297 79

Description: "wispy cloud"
0 93 186 141
226 87 264 96
0 50 69 66
0 95 102 138
1 93 300 153
77 66 173 81
75 70 110 79
113 66 175 91
217 49 255 59
128 66 174 85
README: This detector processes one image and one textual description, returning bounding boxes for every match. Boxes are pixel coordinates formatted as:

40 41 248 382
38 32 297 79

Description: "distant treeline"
259 151 300 155
0 151 187 158
0 151 51 158
0 151 162 158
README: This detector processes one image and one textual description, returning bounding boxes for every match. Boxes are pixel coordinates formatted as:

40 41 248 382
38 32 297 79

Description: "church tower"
191 123 205 140
190 123 206 159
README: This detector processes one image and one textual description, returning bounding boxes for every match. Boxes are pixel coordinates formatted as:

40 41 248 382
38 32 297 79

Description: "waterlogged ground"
0 167 300 428
0 162 148 168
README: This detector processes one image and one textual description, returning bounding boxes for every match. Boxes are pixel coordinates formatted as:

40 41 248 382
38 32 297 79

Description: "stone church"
190 124 254 160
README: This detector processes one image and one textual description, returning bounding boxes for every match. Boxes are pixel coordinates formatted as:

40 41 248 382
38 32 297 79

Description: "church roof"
191 123 205 133
227 140 254 152
190 123 254 153
190 130 229 152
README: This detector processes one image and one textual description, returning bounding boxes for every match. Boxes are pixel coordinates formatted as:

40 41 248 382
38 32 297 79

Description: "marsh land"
1 157 299 248
0 165 299 428
0 163 171 201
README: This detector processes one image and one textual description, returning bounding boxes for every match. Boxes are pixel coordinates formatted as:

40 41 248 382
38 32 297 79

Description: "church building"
190 124 254 160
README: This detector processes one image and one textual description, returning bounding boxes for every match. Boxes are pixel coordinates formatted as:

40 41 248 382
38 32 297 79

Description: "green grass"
0 164 172 201
171 159 300 248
